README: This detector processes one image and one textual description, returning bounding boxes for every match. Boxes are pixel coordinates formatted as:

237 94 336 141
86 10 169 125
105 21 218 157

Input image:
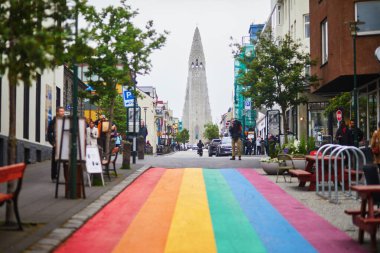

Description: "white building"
263 0 324 141
0 66 85 165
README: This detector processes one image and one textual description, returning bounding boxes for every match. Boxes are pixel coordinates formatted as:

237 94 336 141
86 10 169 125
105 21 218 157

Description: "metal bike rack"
316 144 366 203
330 146 366 203
316 144 340 198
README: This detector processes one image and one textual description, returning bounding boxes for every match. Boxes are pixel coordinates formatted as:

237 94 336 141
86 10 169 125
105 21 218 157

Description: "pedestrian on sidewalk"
86 120 98 147
256 135 262 155
229 119 242 160
245 138 253 155
47 106 65 182
335 121 352 146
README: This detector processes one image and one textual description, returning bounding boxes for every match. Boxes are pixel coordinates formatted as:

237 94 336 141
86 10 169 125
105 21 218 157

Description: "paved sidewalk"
0 155 147 253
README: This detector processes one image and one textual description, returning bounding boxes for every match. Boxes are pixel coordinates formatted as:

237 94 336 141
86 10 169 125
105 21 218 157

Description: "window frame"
304 14 310 38
321 19 328 65
355 1 380 36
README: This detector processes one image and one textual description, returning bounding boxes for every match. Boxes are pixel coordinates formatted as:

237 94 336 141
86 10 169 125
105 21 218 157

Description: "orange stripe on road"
112 169 184 253
164 168 216 253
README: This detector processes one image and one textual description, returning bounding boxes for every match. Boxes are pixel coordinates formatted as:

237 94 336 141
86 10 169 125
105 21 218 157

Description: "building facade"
262 0 327 144
0 66 85 165
234 24 264 136
310 0 380 142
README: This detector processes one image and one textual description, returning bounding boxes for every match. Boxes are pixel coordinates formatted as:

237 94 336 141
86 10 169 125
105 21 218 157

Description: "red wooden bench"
289 169 312 188
346 185 380 251
0 163 27 230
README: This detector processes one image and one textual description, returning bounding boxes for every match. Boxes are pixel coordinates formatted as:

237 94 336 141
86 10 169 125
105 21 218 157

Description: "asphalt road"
145 149 264 168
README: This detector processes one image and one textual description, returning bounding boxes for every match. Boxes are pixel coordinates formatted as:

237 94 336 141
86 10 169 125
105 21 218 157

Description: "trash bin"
137 136 144 160
63 163 85 199
122 141 131 169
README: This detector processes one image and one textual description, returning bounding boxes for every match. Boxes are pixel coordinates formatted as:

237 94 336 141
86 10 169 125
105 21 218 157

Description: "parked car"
192 144 198 150
216 137 232 156
208 139 221 157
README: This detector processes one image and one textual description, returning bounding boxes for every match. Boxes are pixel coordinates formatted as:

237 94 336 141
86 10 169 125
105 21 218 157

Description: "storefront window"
308 102 329 147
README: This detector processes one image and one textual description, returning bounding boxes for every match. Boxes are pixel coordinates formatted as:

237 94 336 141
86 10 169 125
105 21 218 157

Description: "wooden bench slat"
0 164 26 183
345 209 362 215
289 170 312 176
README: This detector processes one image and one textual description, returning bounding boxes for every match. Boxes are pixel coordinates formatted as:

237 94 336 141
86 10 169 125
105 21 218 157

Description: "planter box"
286 157 306 170
260 162 279 175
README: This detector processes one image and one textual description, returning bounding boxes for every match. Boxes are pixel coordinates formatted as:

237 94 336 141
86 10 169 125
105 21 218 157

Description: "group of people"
243 135 266 156
335 120 364 146
47 108 122 182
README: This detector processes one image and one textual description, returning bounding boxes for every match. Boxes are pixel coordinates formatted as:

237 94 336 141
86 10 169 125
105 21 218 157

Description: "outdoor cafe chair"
276 154 295 183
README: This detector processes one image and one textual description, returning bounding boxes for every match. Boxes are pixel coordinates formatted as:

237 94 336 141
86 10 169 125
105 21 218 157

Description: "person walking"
97 115 108 153
245 138 253 155
256 135 262 155
229 119 242 160
86 120 98 147
349 120 364 145
371 121 380 169
47 106 65 182
335 121 352 146
139 122 148 143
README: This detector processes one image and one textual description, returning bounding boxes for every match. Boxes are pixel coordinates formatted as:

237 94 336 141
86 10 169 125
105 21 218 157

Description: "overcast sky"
88 0 271 123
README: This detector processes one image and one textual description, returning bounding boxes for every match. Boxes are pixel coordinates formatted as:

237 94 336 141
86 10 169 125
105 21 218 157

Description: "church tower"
182 27 212 144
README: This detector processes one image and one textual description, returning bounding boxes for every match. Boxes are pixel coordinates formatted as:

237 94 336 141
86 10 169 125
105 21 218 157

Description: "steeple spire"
182 27 212 144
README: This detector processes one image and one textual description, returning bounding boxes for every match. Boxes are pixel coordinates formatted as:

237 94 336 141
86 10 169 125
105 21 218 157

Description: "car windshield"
221 138 232 144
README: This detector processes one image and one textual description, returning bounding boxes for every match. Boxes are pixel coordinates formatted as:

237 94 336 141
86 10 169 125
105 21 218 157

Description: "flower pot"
260 162 279 175
286 158 306 170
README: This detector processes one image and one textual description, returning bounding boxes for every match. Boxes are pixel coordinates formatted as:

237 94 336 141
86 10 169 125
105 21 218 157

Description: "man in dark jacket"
349 120 364 146
47 106 65 181
229 119 242 160
335 121 352 146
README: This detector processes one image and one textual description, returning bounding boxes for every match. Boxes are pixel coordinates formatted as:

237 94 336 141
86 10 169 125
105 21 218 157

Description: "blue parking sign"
244 100 251 110
123 87 134 107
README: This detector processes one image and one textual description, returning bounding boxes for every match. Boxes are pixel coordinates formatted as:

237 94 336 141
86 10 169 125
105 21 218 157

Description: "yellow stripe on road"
164 168 217 253
112 169 184 253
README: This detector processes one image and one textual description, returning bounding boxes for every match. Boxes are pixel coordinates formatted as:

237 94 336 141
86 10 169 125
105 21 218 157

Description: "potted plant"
260 141 281 175
284 137 307 170
260 157 280 175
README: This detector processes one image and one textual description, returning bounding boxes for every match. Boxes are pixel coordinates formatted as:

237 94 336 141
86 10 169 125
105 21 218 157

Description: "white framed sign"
85 146 102 174
85 146 104 187
55 117 86 161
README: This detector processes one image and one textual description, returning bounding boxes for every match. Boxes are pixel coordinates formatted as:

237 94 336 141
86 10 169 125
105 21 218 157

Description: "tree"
98 94 127 135
323 92 351 119
84 2 167 156
203 123 219 141
176 129 190 147
0 0 90 225
236 30 317 143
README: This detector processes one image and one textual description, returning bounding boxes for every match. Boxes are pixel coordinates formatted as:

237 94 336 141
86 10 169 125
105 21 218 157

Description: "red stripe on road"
238 169 366 253
55 168 165 253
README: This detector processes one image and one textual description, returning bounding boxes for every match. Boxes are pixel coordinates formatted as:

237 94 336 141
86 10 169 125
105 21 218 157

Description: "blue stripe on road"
221 169 317 253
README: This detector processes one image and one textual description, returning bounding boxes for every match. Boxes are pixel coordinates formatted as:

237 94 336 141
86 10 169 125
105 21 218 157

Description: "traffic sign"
336 110 342 122
123 87 134 108
244 100 251 110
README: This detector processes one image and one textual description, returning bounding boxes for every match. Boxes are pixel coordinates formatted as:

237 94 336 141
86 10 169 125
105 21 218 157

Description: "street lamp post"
69 0 79 199
132 72 137 164
348 20 364 147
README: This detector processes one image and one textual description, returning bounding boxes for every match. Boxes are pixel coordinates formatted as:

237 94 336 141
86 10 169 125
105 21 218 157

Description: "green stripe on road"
203 169 266 253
